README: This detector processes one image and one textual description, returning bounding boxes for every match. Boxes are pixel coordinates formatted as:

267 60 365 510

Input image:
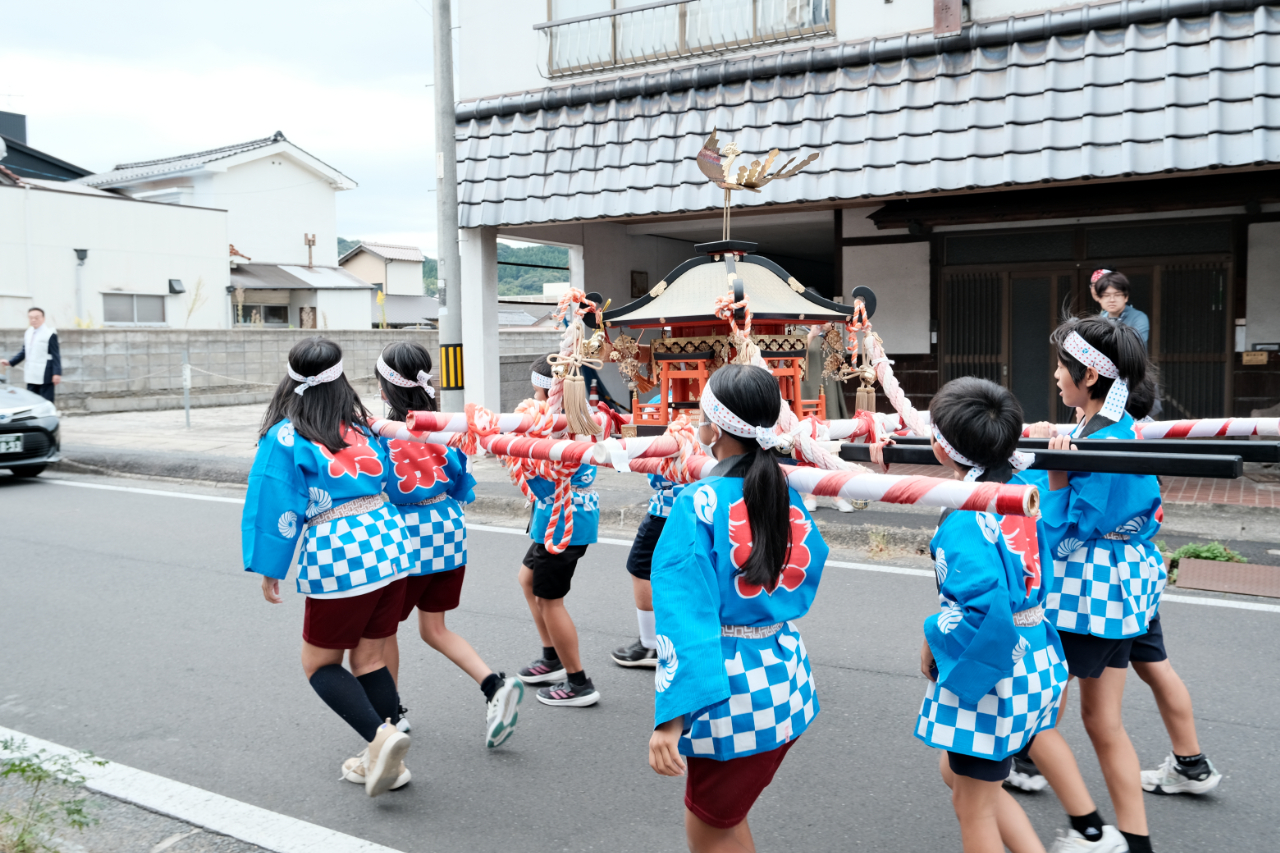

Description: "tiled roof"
341 241 425 263
76 131 354 189
456 4 1280 227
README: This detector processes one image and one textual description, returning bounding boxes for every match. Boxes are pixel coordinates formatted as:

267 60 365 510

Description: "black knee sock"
309 664 383 743
542 646 558 662
1121 831 1153 853
481 672 502 703
1068 811 1104 843
356 667 400 726
567 669 588 687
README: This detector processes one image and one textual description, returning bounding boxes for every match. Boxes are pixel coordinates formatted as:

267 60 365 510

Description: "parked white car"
0 383 61 477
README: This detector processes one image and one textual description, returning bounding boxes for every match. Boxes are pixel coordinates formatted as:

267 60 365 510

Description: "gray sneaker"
1142 753 1222 795
536 677 600 707
611 638 658 668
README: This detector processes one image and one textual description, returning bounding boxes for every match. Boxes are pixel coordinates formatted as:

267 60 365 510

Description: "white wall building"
450 0 1280 418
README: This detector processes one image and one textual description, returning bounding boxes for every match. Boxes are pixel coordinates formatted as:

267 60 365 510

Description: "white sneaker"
831 497 855 512
1142 753 1222 795
341 748 410 791
802 495 817 512
485 675 524 748
1048 826 1127 852
363 720 411 797
396 706 411 733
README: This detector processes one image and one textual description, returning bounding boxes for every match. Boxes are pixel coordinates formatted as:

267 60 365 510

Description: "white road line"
0 725 402 853
31 490 1280 615
44 478 245 504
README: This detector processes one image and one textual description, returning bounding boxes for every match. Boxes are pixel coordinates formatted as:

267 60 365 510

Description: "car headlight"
29 401 57 419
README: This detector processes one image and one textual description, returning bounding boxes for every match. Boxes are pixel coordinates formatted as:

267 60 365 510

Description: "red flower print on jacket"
729 499 812 598
318 426 384 479
999 515 1042 596
390 441 450 494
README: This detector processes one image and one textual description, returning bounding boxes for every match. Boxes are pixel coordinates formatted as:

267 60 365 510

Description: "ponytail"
705 364 793 591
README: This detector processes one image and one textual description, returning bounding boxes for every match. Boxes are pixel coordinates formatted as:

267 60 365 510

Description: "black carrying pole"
888 435 1280 464
839 444 1243 479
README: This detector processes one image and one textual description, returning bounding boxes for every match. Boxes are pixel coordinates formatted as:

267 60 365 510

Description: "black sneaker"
517 657 566 685
1005 755 1049 792
536 678 600 707
611 638 658 668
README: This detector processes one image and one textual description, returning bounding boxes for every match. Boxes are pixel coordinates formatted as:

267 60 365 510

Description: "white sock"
637 608 658 650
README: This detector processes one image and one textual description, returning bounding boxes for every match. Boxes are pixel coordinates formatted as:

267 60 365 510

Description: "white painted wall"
315 287 373 332
0 185 229 331
187 155 339 267
843 242 931 354
1246 222 1280 348
459 226 501 408
385 258 424 296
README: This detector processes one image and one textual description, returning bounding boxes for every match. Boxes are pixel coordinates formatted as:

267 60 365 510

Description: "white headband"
531 371 554 389
287 359 343 396
700 382 790 451
377 356 435 398
1062 330 1129 427
933 426 1035 483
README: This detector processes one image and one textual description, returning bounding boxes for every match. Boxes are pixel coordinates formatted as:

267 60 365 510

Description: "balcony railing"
536 0 834 79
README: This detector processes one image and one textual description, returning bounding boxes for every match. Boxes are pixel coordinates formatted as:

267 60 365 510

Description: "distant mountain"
337 237 361 258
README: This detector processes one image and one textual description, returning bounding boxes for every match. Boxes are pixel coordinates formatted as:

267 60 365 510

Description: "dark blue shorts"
948 735 1037 782
1058 630 1136 679
1129 616 1168 664
625 513 667 580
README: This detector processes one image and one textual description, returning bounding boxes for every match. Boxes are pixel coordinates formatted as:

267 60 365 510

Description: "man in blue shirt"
1091 270 1149 346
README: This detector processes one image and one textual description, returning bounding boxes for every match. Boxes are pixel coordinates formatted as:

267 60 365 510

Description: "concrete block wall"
0 327 563 414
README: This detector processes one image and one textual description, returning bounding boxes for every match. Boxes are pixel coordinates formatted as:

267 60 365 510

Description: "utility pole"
434 0 464 410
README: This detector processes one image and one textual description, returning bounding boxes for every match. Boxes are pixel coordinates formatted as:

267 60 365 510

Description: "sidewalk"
52 403 1280 555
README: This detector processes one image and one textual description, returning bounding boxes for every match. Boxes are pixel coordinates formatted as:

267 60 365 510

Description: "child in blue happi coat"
1019 316 1165 853
242 337 412 798
914 377 1069 853
648 364 827 853
611 472 686 668
365 341 523 756
514 354 602 707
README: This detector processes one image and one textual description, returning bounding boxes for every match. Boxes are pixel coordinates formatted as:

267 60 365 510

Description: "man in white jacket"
2 308 61 402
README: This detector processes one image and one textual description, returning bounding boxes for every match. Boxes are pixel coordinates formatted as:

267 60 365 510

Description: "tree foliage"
336 238 568 298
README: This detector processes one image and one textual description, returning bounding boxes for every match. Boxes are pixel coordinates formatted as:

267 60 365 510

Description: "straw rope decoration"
713 291 761 365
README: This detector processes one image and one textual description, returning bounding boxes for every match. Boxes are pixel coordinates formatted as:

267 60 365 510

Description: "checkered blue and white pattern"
1047 540 1166 638
400 497 467 575
916 642 1068 760
646 474 685 518
296 503 413 595
534 490 600 513
681 622 818 760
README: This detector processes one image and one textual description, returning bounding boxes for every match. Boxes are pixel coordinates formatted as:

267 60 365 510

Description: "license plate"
0 434 23 454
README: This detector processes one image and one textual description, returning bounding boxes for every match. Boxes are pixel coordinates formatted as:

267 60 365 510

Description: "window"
103 293 166 325
235 304 290 326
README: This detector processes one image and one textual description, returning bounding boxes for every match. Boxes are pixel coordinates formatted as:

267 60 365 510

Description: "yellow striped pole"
439 343 464 390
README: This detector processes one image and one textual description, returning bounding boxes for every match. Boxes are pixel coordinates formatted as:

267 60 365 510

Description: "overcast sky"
3 0 448 254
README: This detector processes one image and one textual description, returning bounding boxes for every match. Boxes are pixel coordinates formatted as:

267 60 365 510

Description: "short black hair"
377 340 436 421
928 377 1023 472
531 353 554 379
1051 315 1149 402
27 307 44 316
1092 271 1131 299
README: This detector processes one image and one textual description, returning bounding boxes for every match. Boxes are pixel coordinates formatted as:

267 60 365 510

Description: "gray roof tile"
456 7 1280 227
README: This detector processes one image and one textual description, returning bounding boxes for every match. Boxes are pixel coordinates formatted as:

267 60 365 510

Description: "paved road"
1 472 1276 852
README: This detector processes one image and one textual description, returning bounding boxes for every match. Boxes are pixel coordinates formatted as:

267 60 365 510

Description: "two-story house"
452 0 1280 420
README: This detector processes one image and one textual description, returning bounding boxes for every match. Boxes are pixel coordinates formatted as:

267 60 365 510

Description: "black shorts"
625 513 667 580
948 736 1037 782
1059 630 1136 679
1129 616 1168 664
524 542 588 600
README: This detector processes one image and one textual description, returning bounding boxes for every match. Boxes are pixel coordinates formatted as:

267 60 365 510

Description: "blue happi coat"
1020 413 1166 639
917 509 1068 760
377 437 475 575
652 464 828 760
243 420 414 596
646 473 686 518
527 462 599 546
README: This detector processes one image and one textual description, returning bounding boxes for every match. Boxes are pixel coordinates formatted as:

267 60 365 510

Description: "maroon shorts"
398 567 467 621
302 579 407 650
684 738 798 830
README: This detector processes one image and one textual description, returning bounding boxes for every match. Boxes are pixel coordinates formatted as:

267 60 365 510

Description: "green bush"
0 738 104 853
1157 540 1246 583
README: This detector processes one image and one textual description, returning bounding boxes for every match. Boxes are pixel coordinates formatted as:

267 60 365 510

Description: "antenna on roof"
304 233 316 268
